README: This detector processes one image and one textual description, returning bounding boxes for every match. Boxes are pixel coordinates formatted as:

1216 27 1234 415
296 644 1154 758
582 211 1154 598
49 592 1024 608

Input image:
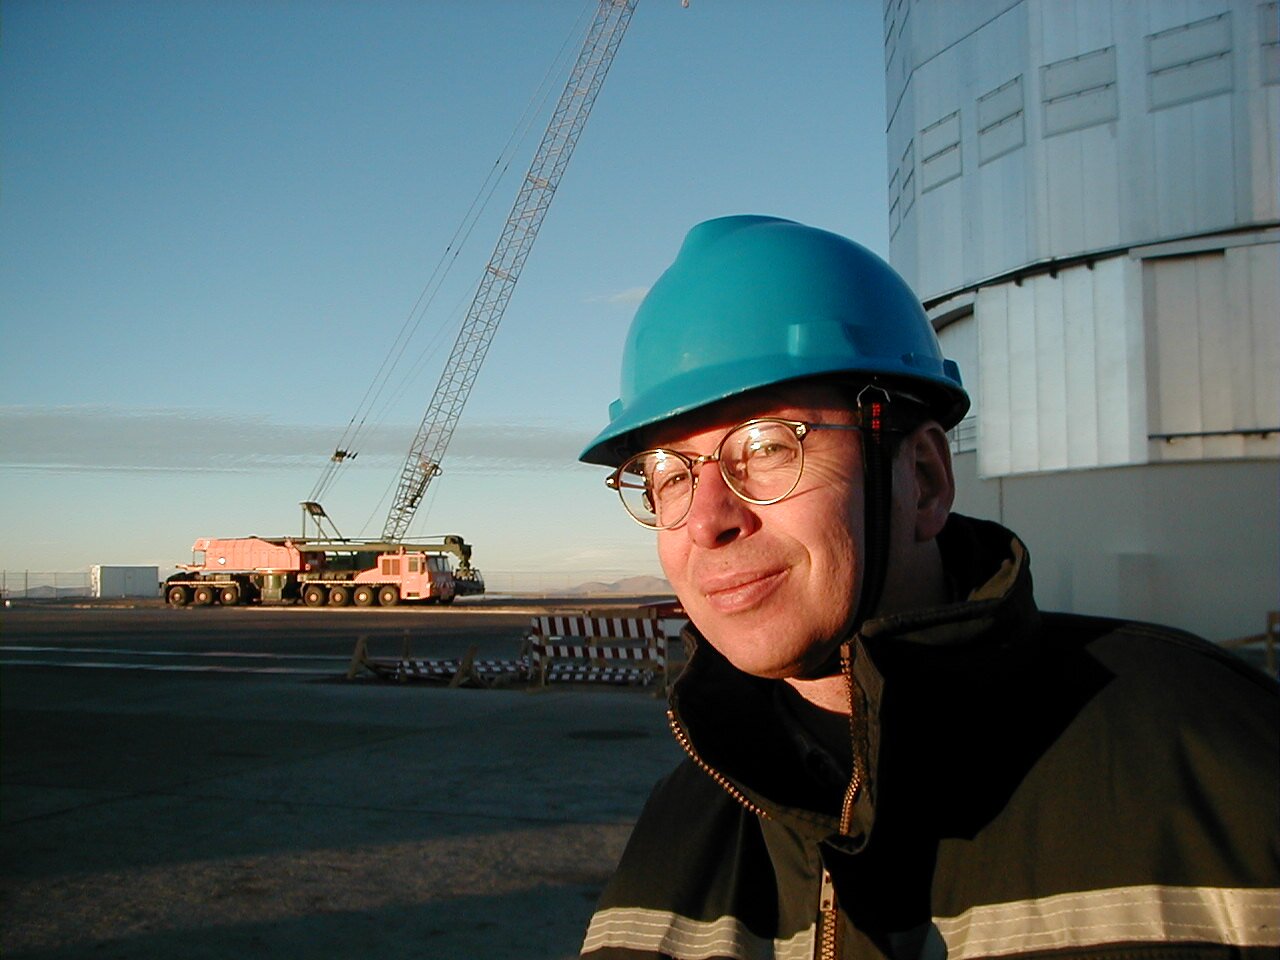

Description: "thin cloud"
0 406 595 476
585 286 648 305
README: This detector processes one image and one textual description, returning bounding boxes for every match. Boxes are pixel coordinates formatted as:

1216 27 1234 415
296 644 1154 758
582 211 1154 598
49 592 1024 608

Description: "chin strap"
850 384 894 634
810 385 895 680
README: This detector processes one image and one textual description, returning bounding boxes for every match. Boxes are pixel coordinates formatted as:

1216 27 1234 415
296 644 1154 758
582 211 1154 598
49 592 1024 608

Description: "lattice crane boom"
382 0 637 541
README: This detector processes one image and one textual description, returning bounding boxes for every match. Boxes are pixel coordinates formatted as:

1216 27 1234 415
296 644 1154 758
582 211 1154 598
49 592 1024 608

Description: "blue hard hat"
579 215 969 467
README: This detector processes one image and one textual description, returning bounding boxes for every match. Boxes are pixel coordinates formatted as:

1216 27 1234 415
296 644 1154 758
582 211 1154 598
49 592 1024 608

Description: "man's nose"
683 461 757 548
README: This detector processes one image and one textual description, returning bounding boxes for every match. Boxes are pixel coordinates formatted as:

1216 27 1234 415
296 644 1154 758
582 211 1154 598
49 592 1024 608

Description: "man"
576 216 1279 959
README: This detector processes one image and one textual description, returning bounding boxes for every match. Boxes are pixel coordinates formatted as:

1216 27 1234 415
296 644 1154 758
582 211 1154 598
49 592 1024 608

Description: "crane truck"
166 1 636 609
163 534 484 607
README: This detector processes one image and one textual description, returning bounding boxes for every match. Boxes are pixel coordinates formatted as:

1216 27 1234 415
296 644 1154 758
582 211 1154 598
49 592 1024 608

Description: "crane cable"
309 6 589 506
307 3 597 508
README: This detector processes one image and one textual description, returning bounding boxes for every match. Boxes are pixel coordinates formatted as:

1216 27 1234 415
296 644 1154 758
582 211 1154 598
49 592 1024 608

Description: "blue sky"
0 0 891 589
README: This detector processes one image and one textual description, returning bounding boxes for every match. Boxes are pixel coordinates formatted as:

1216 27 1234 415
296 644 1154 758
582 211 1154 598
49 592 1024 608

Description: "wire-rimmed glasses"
605 417 860 529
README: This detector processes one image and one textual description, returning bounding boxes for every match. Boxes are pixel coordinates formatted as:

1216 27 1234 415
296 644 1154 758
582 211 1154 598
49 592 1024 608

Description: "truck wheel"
219 585 240 606
328 585 350 607
193 585 215 606
439 594 455 606
377 585 400 607
167 585 190 607
302 585 327 607
353 585 376 607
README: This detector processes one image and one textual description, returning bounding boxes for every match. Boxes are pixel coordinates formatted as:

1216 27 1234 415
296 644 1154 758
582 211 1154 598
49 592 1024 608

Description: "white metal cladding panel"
885 0 1017 132
1248 43 1280 222
1152 94 1237 236
1240 243 1280 427
1042 46 1117 101
1036 0 1120 152
1008 280 1042 473
1149 43 1232 101
976 287 1013 475
978 75 1027 164
899 4 1034 293
975 151 1032 279
917 175 966 296
1039 120 1124 258
900 138 917 218
1061 267 1100 466
889 0 1279 304
889 169 901 236
937 312 979 408
975 258 1147 477
1041 47 1120 136
937 310 980 453
901 43 960 287
883 0 911 124
1039 0 1117 63
978 75 1025 131
1032 273 1071 470
1147 11 1232 74
1263 2 1280 85
969 7 1036 282
1144 243 1280 462
1101 254 1150 466
1033 4 1121 255
920 111 963 192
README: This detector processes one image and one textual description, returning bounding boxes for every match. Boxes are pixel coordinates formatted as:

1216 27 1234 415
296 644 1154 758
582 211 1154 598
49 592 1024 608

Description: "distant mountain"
564 575 672 597
13 586 91 600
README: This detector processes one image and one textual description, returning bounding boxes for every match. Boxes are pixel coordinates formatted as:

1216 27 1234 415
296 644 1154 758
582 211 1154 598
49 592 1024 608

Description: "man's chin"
707 634 815 681
707 630 844 681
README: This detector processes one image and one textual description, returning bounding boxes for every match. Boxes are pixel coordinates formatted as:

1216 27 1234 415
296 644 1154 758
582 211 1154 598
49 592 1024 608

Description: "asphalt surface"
0 601 685 960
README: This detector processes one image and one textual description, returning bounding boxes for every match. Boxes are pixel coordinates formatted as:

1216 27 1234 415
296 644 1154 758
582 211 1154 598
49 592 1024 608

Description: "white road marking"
0 659 337 675
2 645 349 660
0 645 350 675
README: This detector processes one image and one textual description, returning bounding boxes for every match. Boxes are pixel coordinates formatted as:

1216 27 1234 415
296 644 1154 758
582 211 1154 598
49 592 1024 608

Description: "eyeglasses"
606 417 861 529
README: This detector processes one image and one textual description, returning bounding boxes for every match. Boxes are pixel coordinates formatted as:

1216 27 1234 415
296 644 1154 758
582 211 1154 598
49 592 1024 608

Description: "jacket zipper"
817 867 840 960
837 641 864 836
819 642 865 959
666 709 771 820
669 642 866 960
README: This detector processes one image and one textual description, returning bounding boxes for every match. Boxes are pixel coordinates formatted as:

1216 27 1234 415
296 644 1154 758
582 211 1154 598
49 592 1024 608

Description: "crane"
381 0 638 541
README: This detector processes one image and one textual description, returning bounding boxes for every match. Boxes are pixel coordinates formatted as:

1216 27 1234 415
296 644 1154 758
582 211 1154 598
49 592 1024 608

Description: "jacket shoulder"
1042 610 1278 688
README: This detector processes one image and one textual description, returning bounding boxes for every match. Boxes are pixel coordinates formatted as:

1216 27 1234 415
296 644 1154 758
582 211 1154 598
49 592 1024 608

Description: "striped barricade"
526 614 670 690
348 636 528 688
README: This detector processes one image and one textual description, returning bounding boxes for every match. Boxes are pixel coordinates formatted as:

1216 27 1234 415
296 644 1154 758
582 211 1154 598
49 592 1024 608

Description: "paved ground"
0 602 684 960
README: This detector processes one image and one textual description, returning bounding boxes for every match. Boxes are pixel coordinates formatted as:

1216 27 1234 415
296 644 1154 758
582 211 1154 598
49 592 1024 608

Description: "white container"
91 565 161 599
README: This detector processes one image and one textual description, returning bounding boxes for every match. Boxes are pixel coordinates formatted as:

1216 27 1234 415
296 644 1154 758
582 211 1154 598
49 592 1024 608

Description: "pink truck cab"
347 552 455 605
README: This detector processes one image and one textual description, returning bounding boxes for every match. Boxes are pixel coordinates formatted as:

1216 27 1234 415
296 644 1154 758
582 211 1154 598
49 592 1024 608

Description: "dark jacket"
581 514 1280 959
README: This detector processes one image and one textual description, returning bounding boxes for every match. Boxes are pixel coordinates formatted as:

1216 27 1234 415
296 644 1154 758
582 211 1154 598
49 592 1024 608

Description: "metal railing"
0 571 92 599
948 415 978 454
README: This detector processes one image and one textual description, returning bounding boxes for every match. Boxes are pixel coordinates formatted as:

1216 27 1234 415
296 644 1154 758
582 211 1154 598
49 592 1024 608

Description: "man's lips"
697 568 787 614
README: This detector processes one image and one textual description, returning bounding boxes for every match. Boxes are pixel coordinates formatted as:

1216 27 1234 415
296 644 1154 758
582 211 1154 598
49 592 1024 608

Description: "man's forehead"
643 379 854 447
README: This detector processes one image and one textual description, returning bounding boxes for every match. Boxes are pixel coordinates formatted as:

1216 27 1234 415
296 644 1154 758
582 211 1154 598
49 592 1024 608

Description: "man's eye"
652 469 691 501
744 439 794 465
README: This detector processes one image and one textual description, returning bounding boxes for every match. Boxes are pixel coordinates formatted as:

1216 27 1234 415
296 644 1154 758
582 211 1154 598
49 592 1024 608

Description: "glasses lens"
616 450 694 528
720 420 803 502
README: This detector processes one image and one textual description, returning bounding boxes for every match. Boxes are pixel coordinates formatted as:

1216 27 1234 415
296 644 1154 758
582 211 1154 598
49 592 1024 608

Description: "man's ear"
903 422 955 542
